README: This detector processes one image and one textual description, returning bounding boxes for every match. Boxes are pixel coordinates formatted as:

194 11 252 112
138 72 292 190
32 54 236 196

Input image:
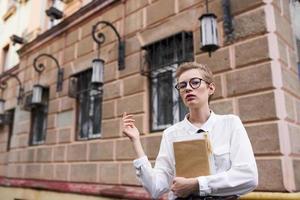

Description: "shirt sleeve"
197 116 258 196
133 133 175 199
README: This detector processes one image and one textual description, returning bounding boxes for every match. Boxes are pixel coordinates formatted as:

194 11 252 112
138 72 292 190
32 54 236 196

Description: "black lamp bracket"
33 53 64 92
0 73 24 104
92 21 125 70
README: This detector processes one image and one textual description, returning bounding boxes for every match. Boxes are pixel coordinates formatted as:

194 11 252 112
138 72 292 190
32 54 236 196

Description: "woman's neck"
188 106 211 126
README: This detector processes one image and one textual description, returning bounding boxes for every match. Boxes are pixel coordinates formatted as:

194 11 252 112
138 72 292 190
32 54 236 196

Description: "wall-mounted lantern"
10 34 25 45
91 21 125 79
199 0 219 56
0 72 24 124
46 6 63 22
33 53 64 104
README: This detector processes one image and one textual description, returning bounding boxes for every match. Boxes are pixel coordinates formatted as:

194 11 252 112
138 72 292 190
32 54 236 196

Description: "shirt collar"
183 111 217 134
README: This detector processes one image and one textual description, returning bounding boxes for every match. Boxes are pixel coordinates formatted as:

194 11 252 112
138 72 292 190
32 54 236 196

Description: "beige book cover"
174 139 211 178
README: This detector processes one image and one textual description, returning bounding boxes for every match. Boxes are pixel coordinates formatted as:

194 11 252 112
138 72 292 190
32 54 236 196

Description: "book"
173 139 211 178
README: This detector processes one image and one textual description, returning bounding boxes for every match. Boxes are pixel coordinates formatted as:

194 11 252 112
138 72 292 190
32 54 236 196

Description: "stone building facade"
0 0 299 199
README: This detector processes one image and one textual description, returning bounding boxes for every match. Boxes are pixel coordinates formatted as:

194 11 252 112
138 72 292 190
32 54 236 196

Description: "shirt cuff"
133 156 149 176
197 176 211 196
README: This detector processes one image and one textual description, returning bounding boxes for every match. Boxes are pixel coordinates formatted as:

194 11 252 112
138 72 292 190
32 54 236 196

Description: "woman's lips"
185 94 196 101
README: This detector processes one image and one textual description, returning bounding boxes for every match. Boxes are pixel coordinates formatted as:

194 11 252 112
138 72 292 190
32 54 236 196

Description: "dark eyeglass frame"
175 77 209 91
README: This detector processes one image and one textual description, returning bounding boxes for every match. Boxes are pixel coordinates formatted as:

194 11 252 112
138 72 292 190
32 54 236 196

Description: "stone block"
256 158 285 191
57 111 73 128
103 81 121 100
142 135 161 160
226 63 273 96
36 147 52 162
48 99 60 114
102 4 123 22
42 164 54 180
45 129 57 145
66 29 79 47
293 159 300 190
274 8 293 47
116 139 137 160
102 118 121 138
231 0 264 15
235 36 270 68
120 162 140 185
238 92 277 122
102 100 116 119
277 38 288 65
67 143 87 161
55 164 69 181
120 52 141 78
282 67 300 97
49 37 64 53
289 124 300 154
125 10 143 35
89 140 115 161
123 74 146 96
211 75 223 100
245 122 280 155
116 93 145 116
60 97 75 112
58 128 72 143
178 0 201 11
296 99 300 124
77 36 94 57
53 145 66 162
210 99 234 115
47 114 56 129
125 35 141 56
25 164 41 179
145 0 175 26
20 149 35 163
99 162 120 184
234 8 267 40
104 62 118 83
63 45 76 64
70 163 97 182
285 94 295 121
125 0 147 14
196 48 230 73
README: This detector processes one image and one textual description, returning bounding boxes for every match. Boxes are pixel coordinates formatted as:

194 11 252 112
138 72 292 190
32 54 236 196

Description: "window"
2 45 10 70
6 109 14 151
29 89 49 145
142 32 194 131
72 69 102 139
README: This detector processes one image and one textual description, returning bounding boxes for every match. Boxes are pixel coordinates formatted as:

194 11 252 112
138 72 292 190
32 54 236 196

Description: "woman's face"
177 69 215 109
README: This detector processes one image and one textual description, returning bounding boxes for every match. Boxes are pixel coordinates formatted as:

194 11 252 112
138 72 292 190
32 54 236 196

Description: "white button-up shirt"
133 112 258 200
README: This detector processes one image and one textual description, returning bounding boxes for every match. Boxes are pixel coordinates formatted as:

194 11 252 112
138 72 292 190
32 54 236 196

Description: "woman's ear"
208 82 216 95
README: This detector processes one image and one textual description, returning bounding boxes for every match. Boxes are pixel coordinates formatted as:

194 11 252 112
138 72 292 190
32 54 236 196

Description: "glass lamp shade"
91 59 104 84
32 85 43 104
199 13 219 53
0 99 5 115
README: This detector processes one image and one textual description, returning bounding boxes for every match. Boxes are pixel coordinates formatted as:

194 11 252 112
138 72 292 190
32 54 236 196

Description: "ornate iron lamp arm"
33 53 64 91
0 73 24 104
92 21 125 70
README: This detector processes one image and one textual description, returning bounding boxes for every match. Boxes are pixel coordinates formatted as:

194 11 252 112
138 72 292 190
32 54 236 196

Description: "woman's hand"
122 112 140 142
171 177 198 198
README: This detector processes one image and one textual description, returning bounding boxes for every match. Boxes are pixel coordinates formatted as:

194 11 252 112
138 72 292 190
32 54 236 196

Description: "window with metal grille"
142 32 194 131
73 69 102 139
29 88 49 145
6 109 14 151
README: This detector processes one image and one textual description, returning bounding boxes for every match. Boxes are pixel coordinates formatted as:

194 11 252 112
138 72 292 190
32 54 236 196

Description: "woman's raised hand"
122 112 140 141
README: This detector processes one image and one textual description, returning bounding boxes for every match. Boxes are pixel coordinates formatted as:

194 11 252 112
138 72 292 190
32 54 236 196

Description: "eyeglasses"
175 77 208 91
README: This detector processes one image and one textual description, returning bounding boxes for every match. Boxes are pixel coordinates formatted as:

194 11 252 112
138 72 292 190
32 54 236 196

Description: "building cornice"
18 0 120 57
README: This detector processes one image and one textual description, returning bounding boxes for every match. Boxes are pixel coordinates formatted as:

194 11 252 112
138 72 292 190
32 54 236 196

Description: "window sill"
2 5 16 21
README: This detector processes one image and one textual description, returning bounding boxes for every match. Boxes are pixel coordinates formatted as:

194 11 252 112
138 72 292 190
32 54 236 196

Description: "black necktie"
197 129 205 133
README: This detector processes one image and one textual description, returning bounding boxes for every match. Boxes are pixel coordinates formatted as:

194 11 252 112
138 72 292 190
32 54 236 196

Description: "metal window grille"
142 32 193 131
73 69 102 139
29 88 49 145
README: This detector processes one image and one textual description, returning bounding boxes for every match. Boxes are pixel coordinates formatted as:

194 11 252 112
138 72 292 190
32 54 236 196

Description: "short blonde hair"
175 62 214 84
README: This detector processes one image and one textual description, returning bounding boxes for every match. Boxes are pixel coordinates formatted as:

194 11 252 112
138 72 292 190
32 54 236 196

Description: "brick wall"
0 0 299 197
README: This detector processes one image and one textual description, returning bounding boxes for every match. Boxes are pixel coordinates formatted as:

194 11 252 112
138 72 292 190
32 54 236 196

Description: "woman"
122 62 258 200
